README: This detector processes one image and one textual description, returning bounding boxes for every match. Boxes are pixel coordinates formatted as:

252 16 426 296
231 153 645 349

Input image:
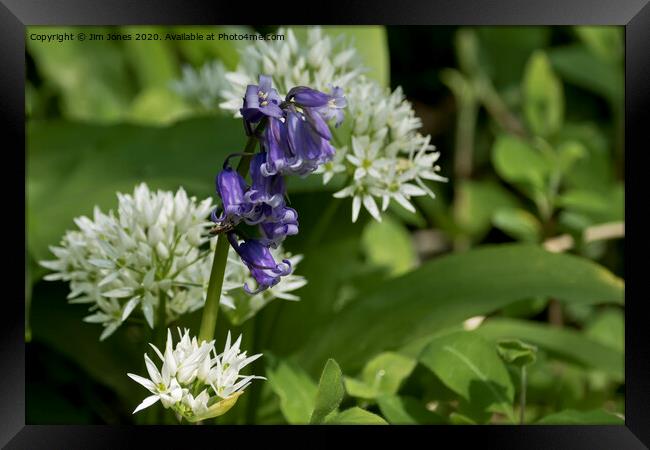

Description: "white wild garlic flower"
128 328 264 422
173 26 446 222
40 183 306 340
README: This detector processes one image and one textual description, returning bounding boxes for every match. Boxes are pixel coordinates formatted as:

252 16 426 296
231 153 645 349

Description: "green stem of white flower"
198 123 264 343
155 292 167 350
519 365 527 425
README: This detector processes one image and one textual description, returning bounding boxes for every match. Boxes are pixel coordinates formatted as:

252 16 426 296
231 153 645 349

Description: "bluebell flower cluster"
213 75 345 293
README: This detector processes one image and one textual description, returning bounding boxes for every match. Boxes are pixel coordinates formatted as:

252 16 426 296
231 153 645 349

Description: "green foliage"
419 331 516 422
522 51 564 137
297 244 623 373
310 359 345 424
361 217 418 276
266 359 317 424
497 339 538 367
344 352 416 400
26 25 624 425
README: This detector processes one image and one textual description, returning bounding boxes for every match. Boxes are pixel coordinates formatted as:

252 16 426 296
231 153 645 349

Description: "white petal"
363 195 382 222
121 297 141 322
133 395 160 414
393 193 416 213
352 196 361 223
127 373 157 393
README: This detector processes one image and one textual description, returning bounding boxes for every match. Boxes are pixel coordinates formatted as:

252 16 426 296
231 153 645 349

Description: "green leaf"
492 134 550 189
325 407 388 425
344 352 416 400
361 217 417 276
584 308 624 353
556 140 588 175
573 26 623 65
522 51 564 137
419 331 516 421
496 339 538 367
475 318 623 380
536 409 623 425
523 51 564 137
296 244 623 374
454 179 520 239
492 207 542 243
377 395 443 424
266 359 318 424
549 44 623 105
310 359 345 424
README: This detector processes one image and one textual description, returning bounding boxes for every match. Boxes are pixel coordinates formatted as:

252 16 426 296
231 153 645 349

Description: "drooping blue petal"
228 233 292 293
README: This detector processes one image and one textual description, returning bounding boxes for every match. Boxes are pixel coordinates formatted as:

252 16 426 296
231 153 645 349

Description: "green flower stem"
519 365 527 425
198 123 264 343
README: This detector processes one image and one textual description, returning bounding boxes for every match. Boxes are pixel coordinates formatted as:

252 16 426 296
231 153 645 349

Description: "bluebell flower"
240 75 283 125
316 86 347 127
286 86 332 107
260 207 299 248
227 233 292 294
211 168 254 225
285 108 335 174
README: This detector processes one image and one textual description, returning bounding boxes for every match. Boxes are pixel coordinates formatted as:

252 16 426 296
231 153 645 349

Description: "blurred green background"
26 25 624 425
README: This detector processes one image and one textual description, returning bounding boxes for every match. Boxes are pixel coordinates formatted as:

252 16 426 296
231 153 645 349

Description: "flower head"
128 328 264 422
40 184 214 340
241 74 284 124
227 234 292 294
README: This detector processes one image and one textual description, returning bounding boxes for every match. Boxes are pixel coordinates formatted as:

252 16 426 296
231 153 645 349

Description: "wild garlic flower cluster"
128 328 263 422
174 26 446 222
40 183 306 339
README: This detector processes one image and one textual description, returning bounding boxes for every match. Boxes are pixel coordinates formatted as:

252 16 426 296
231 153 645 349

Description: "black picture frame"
3 0 648 447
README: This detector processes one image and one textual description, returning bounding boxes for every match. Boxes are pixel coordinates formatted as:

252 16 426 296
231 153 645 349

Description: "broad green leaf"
266 359 318 424
325 407 388 425
361 217 417 276
310 359 345 424
496 339 538 367
573 26 623 64
360 352 416 395
492 207 542 243
536 409 623 425
449 412 478 425
296 244 623 374
549 44 623 105
454 179 520 239
523 51 564 137
377 395 443 424
419 331 516 421
475 318 623 380
344 352 416 400
492 134 550 189
584 308 624 353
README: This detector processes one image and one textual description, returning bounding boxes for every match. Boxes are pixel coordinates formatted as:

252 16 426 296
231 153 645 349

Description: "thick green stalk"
197 125 263 343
